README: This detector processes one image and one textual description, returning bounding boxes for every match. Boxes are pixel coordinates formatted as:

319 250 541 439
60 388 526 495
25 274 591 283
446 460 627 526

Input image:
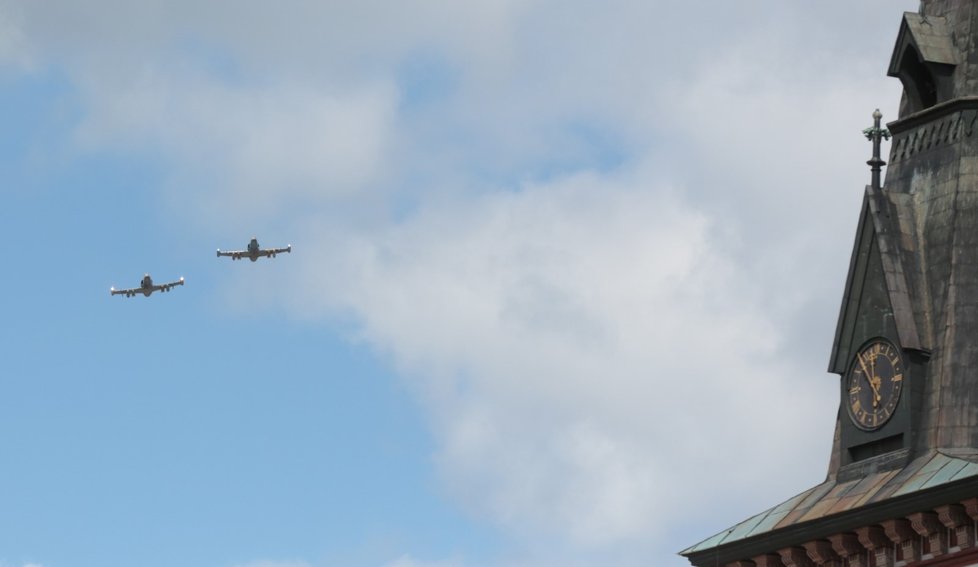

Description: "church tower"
682 2 978 566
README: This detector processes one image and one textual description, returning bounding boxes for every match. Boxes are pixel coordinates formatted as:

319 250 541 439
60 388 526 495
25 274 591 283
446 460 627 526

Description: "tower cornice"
887 95 978 134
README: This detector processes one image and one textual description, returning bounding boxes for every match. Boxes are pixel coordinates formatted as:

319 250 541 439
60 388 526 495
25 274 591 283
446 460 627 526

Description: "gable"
828 186 923 375
888 13 958 70
888 12 958 114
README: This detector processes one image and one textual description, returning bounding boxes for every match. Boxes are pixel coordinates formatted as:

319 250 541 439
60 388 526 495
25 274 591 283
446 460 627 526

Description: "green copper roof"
681 450 978 556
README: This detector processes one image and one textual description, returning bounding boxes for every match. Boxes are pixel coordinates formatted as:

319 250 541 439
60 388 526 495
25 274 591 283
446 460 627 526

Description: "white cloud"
230 561 311 567
2 0 534 82
0 2 31 70
123 0 912 561
226 163 835 562
384 555 464 567
4 0 922 564
72 70 398 222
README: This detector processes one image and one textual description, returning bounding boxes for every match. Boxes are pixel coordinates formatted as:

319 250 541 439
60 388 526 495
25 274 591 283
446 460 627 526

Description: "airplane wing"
110 286 139 297
217 249 246 259
258 245 291 258
158 277 185 292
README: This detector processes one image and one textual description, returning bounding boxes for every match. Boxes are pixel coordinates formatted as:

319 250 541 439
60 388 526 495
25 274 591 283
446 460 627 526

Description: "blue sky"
0 2 919 566
0 79 495 567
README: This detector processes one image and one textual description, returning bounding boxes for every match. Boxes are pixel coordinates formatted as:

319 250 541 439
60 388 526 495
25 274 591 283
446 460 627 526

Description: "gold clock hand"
869 356 882 407
857 352 881 407
856 353 873 383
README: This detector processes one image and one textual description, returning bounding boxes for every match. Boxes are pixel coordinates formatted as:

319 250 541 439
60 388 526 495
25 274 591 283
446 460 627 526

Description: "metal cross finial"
863 108 890 191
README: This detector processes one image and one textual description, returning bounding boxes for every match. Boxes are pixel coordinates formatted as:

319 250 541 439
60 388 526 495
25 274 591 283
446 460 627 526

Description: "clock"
846 339 905 431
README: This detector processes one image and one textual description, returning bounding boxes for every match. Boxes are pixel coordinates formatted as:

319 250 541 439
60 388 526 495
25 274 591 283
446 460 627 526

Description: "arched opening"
898 45 938 113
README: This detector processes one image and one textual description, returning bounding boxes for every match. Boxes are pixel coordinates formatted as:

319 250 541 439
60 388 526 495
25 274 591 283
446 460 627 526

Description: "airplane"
110 274 185 298
216 237 292 262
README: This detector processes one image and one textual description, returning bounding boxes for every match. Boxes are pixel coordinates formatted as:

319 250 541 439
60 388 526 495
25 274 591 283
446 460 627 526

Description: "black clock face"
846 339 904 431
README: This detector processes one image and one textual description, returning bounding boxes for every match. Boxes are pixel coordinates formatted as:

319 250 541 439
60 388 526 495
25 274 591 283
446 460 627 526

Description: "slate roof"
904 13 957 65
681 450 978 555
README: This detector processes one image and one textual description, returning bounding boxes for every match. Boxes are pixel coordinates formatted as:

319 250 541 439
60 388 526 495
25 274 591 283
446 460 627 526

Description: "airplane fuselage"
111 274 183 298
247 239 260 261
217 237 290 261
137 275 155 296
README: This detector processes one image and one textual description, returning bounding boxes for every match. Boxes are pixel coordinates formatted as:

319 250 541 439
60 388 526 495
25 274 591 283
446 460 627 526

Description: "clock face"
846 339 905 431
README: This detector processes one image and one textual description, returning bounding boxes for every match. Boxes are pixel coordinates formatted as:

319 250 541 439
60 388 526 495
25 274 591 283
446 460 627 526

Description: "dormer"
888 12 958 116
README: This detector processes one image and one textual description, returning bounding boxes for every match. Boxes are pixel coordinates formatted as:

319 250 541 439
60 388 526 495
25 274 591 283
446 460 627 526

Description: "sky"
0 1 921 566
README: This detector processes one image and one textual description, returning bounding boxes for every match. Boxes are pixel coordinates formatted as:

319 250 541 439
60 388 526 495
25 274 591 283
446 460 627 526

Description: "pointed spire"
864 109 890 190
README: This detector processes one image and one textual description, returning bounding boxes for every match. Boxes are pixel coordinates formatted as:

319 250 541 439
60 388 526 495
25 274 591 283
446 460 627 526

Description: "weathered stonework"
888 106 978 164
